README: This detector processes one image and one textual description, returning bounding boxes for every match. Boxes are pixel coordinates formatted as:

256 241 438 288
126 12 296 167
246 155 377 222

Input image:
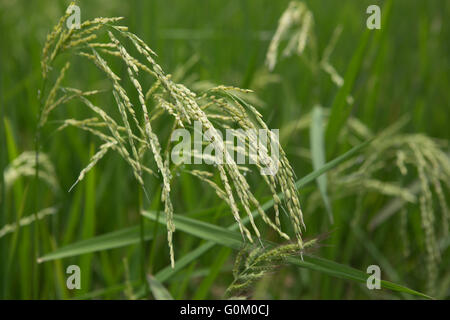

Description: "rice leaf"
78 143 97 294
325 29 371 156
193 247 232 299
37 225 154 262
143 210 431 299
155 242 215 283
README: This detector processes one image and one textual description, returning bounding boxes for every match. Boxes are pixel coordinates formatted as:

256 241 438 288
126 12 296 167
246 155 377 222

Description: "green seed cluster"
226 240 317 299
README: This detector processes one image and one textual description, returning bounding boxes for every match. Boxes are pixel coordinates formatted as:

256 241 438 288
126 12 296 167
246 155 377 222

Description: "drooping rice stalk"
266 0 349 101
3 152 58 192
266 1 315 72
0 207 57 239
39 3 307 267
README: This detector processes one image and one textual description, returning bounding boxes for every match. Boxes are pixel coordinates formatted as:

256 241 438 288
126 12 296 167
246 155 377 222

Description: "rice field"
0 0 449 300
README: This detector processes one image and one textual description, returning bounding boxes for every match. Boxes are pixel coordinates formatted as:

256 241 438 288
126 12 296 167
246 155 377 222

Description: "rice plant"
38 2 306 268
225 240 318 299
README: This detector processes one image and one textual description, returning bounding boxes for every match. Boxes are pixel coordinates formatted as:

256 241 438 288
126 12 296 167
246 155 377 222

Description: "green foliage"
143 209 431 299
310 105 333 223
1 0 448 300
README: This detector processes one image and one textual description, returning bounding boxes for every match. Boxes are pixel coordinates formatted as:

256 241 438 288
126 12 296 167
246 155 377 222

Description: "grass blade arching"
37 225 155 262
143 210 431 299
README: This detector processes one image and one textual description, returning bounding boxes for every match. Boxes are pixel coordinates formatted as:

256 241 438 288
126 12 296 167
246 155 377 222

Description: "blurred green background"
0 0 449 299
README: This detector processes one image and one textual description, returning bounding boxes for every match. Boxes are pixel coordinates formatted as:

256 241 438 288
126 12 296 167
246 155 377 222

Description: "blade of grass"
48 236 69 299
38 225 155 262
193 246 232 299
147 275 174 300
138 187 149 296
37 207 221 263
5 186 28 296
155 241 216 283
310 105 333 223
325 29 371 156
175 261 197 299
362 0 393 125
62 187 83 245
6 185 28 259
